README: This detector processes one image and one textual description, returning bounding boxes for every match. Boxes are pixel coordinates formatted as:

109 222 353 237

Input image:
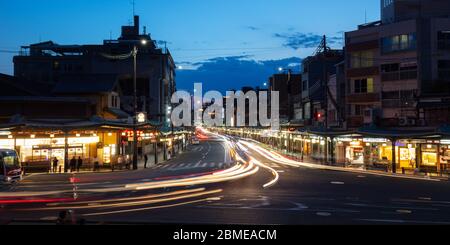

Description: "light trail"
47 188 207 206
83 196 223 217
18 189 223 211
249 158 280 189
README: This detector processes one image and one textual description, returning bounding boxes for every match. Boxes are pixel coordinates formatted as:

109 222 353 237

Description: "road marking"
316 212 332 217
396 209 413 214
331 181 345 185
359 219 405 224
357 175 366 178
419 197 432 201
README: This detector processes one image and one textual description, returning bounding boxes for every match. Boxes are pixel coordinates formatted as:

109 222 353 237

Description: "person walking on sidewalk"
52 157 59 173
77 157 83 172
70 157 77 173
144 154 148 169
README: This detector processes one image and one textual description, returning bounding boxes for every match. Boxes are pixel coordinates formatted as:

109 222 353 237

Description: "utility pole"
132 46 139 170
322 35 329 130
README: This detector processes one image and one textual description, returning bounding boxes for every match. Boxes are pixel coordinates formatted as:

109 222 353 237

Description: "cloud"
245 26 260 31
176 56 301 93
274 32 343 50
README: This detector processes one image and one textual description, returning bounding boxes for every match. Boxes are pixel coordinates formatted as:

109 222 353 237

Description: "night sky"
0 0 380 92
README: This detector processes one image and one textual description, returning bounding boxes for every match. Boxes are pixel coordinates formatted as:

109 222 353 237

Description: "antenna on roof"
365 9 367 23
131 0 136 16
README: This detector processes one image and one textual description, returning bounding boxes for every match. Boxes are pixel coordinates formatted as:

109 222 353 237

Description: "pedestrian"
116 155 124 171
70 157 77 173
144 154 148 168
52 157 59 173
77 157 83 172
126 156 131 170
93 157 100 172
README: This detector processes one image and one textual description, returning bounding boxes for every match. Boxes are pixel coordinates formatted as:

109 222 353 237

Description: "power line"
173 47 286 52
0 50 20 54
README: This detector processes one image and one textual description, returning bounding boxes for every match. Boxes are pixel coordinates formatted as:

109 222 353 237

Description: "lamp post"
132 39 147 170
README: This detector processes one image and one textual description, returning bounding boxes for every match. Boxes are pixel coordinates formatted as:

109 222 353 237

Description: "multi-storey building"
298 45 344 128
345 0 450 129
268 73 302 122
13 16 176 124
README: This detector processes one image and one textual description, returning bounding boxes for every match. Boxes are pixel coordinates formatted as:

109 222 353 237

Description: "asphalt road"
2 133 450 225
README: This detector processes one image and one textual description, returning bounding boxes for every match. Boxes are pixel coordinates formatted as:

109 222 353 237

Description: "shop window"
421 145 438 166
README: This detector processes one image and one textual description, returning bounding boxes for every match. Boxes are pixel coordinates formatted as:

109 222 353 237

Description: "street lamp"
132 39 148 170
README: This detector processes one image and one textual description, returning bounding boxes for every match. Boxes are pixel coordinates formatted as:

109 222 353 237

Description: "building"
298 38 344 128
268 72 301 122
13 15 176 125
345 0 450 129
381 0 450 24
326 61 346 128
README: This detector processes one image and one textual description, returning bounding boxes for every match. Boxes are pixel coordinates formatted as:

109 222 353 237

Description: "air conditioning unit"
399 117 408 126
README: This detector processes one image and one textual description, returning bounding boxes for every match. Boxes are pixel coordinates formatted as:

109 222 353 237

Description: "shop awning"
308 128 355 137
356 125 438 139
0 118 159 132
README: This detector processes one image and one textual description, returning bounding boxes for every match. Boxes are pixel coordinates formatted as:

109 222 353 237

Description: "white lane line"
331 181 345 185
359 219 405 224
316 212 332 217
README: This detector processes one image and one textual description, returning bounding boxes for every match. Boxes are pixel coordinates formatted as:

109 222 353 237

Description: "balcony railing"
381 70 417 82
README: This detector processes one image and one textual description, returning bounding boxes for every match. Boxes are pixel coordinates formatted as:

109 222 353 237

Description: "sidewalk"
250 139 449 182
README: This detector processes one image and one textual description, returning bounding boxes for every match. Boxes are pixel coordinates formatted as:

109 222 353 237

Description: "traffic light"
315 110 325 122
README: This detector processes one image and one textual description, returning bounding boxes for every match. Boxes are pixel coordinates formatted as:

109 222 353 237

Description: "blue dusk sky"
0 0 380 92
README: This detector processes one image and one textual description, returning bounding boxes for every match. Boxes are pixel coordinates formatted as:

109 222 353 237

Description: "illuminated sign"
137 113 147 123
363 138 388 143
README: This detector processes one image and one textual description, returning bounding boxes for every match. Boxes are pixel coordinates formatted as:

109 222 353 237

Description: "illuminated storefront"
0 132 121 172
